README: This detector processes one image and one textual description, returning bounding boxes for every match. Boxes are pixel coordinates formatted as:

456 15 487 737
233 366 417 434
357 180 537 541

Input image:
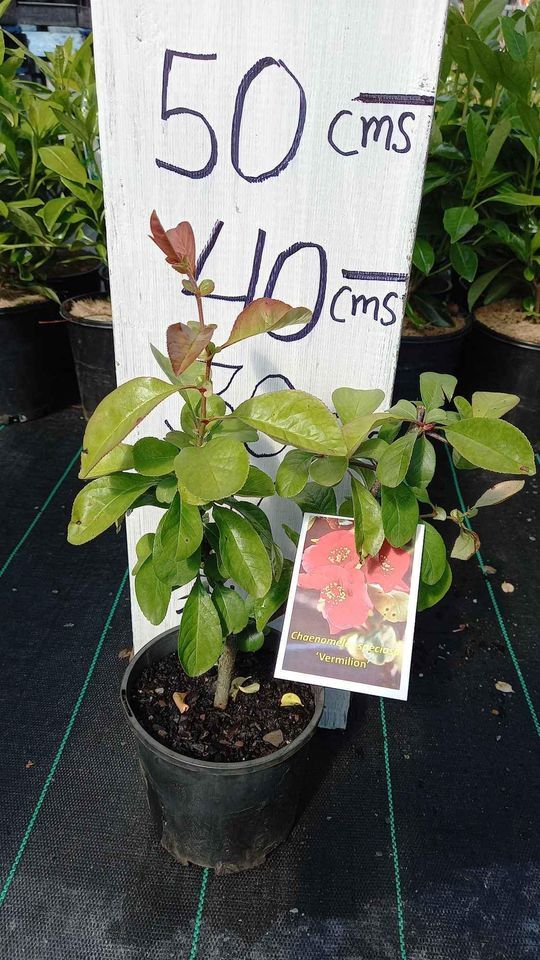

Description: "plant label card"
274 515 425 701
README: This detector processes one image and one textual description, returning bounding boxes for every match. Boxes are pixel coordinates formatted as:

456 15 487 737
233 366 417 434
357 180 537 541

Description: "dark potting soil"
131 649 316 763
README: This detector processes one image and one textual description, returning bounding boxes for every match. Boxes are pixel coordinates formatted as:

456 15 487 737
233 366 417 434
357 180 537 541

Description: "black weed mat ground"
0 410 538 960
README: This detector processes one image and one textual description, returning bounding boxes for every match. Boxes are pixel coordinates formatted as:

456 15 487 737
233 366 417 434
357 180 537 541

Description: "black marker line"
342 270 408 283
353 93 434 106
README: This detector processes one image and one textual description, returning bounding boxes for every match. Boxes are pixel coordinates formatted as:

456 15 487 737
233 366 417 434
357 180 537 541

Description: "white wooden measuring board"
92 0 447 658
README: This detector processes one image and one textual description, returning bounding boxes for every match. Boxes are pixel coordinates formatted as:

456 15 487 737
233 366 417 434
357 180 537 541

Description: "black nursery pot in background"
61 292 116 420
0 298 77 422
392 318 472 402
46 259 102 301
462 318 539 442
121 628 325 874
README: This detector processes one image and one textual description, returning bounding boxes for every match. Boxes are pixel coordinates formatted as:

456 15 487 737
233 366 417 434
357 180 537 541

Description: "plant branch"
213 637 236 710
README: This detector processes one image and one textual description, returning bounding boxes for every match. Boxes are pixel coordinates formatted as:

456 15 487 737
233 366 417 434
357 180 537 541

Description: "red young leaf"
149 211 196 274
167 322 217 376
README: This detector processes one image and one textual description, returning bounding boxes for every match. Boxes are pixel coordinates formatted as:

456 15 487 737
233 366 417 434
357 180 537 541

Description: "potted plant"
399 1 540 407
59 294 116 419
442 1 540 437
67 211 535 872
0 24 106 420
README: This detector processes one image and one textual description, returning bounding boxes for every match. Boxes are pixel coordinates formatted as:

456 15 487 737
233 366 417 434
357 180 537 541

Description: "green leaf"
224 500 283 581
443 206 479 243
209 417 259 443
155 475 178 504
419 372 458 410
342 413 397 455
454 396 472 418
467 264 507 311
445 419 535 475
235 626 265 653
466 110 487 167
376 432 417 487
473 479 525 509
178 579 223 677
282 523 299 547
37 197 74 232
135 556 170 625
211 584 249 635
309 456 348 487
213 506 272 598
417 562 452 611
412 238 435 275
153 493 203 577
133 437 178 477
164 430 193 449
451 528 479 561
406 436 436 488
482 117 512 180
420 522 447 586
351 478 384 557
132 533 155 575
291 481 337 516
354 438 389 461
275 450 313 497
332 387 385 424
487 192 540 207
219 298 310 348
339 499 353 518
251 559 293 631
237 465 275 498
39 145 87 185
471 391 519 419
80 378 179 478
174 437 249 501
152 534 200 587
80 443 134 479
235 390 346 456
387 399 418 421
381 484 419 548
67 474 153 545
449 242 478 282
500 15 528 60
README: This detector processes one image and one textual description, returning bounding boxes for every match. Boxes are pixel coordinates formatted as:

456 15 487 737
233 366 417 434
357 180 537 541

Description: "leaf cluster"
410 0 540 327
0 27 105 297
67 216 535 682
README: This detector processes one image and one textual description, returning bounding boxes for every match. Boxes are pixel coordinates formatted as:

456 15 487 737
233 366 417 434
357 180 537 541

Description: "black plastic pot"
0 298 78 422
462 317 540 442
46 260 102 302
61 292 116 420
121 628 325 874
392 317 471 402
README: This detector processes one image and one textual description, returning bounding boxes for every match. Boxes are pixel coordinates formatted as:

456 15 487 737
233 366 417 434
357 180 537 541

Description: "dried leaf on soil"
280 693 303 707
263 729 284 747
172 691 189 714
495 681 514 694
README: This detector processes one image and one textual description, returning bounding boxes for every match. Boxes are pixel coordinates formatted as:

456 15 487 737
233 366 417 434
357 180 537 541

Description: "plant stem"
214 637 236 710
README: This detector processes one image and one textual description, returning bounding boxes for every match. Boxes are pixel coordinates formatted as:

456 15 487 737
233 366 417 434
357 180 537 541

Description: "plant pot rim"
61 291 113 329
0 297 53 319
473 314 540 352
46 257 101 281
400 314 472 344
121 627 325 775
